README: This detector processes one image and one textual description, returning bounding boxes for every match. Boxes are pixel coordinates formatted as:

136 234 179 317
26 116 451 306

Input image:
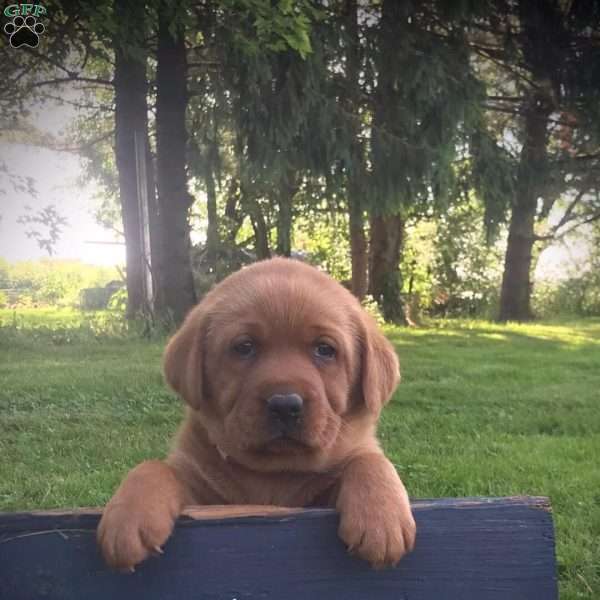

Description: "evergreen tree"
470 0 600 321
366 0 482 322
342 0 368 300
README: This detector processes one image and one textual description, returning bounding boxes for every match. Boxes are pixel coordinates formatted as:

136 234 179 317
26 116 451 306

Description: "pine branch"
80 43 91 72
556 152 600 163
35 92 114 113
7 63 39 89
481 104 582 128
19 40 114 81
54 130 115 154
535 186 600 241
19 48 75 77
547 188 588 235
486 95 523 103
473 48 540 90
481 104 523 117
466 39 511 60
546 212 600 241
28 76 113 89
188 60 221 68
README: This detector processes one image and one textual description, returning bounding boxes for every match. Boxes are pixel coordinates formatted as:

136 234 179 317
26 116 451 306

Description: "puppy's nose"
267 393 304 428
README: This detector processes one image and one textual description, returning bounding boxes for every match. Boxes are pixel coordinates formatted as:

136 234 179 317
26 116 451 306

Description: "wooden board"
0 497 557 600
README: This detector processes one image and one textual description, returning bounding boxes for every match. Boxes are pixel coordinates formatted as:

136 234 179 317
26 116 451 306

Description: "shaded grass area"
1 310 599 598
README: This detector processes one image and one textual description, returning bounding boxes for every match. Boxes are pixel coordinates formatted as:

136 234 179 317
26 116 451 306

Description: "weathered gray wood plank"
0 496 558 600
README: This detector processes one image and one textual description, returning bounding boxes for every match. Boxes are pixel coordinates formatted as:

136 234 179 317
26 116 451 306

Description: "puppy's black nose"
267 393 304 428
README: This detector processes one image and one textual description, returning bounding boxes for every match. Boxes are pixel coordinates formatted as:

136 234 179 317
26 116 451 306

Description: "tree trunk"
276 172 296 257
498 97 550 321
344 0 368 301
367 0 406 321
368 214 406 324
204 148 219 271
276 197 292 257
155 0 197 324
499 0 555 322
113 0 153 319
146 147 164 314
239 180 271 260
224 179 244 243
349 200 368 300
499 196 537 322
249 199 271 260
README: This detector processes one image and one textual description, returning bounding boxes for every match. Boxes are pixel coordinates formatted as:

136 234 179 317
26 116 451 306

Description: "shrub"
533 276 600 318
3 260 120 307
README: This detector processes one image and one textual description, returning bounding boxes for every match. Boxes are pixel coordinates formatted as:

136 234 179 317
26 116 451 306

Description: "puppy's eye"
314 343 336 360
233 339 256 358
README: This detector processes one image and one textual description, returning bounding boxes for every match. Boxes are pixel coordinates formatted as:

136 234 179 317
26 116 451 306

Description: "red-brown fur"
97 258 416 569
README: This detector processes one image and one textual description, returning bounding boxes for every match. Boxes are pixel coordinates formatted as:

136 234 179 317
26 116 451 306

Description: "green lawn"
1 309 599 599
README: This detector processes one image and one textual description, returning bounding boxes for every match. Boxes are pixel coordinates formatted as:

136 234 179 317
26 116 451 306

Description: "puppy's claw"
118 566 135 574
153 545 164 555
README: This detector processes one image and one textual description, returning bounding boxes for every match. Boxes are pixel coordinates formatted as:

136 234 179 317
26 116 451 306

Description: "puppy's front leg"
97 460 188 571
335 453 416 568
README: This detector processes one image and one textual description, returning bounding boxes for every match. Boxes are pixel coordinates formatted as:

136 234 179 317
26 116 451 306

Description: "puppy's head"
164 258 399 472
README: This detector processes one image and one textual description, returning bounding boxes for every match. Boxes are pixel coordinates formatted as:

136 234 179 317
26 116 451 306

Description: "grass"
1 308 599 598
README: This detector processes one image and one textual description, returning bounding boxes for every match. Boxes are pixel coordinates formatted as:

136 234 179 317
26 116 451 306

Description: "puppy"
98 257 415 570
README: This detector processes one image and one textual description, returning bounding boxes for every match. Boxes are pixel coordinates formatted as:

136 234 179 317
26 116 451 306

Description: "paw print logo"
4 15 45 48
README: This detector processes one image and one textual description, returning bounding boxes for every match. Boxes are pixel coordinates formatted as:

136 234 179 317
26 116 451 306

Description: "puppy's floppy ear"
163 308 207 409
360 312 400 414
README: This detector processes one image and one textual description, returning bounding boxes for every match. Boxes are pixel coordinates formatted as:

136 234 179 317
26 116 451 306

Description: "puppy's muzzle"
267 393 303 433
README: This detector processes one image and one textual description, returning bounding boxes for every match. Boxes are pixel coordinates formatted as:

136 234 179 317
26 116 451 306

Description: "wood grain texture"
0 496 557 600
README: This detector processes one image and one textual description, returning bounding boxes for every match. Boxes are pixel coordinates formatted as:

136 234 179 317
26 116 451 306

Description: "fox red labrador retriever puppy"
98 258 415 570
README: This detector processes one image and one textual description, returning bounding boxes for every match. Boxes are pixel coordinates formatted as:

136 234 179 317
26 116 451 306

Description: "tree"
113 0 159 319
155 0 197 324
470 0 600 321
367 0 406 323
342 0 368 300
0 0 156 317
498 1 561 321
366 0 481 322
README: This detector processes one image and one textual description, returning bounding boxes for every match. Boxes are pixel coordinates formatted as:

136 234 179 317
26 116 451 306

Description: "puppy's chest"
230 469 335 507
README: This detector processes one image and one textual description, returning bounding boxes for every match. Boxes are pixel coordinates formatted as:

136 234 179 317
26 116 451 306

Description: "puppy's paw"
97 503 175 571
338 497 416 568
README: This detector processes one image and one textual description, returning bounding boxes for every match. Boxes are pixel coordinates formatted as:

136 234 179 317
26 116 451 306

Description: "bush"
533 276 600 318
400 202 504 319
0 307 141 346
533 226 600 318
2 260 120 307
